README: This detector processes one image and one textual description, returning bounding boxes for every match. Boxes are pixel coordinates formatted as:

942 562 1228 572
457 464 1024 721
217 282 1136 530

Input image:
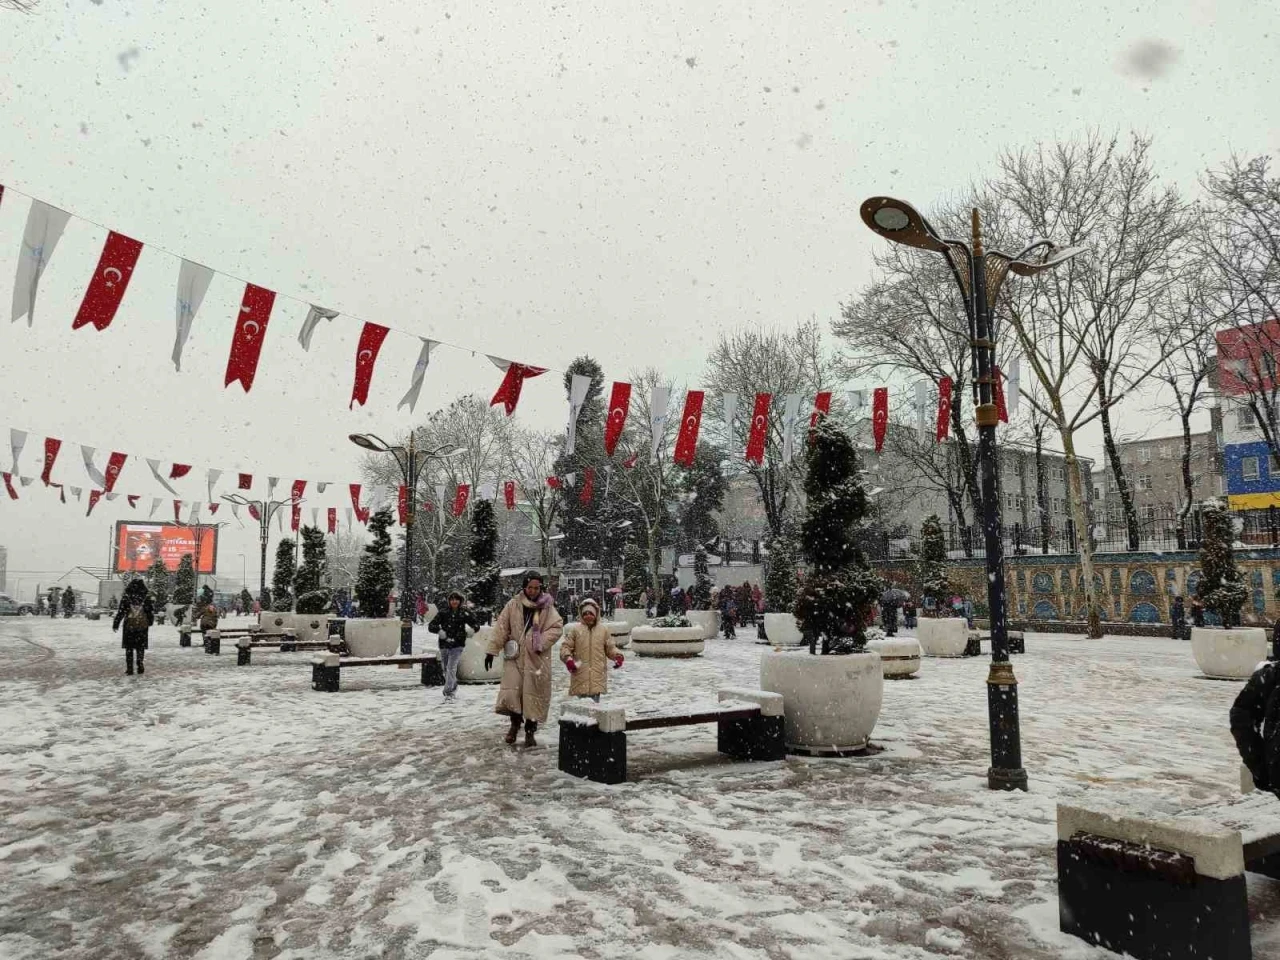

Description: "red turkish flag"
225 283 276 393
604 381 632 456
504 480 516 510
808 391 832 436
489 357 547 415
102 452 127 493
87 490 103 515
579 467 595 505
350 484 370 523
350 322 390 409
2 473 17 500
291 479 306 531
452 484 471 517
745 393 772 464
41 437 62 486
171 464 191 479
546 476 562 490
936 377 953 441
248 503 261 521
872 387 889 453
71 231 143 332
128 495 139 509
623 452 639 469
397 485 409 525
993 366 1008 423
327 507 337 534
673 390 704 467
238 473 252 490
208 503 219 515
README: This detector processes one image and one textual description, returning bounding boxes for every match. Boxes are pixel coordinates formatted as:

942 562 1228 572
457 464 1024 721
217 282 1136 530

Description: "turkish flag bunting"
238 473 252 489
174 500 182 523
208 503 219 514
489 357 548 416
673 391 704 467
504 480 516 510
248 503 261 521
327 507 337 533
604 381 632 456
579 467 595 505
546 476 562 490
936 377 953 441
397 485 409 525
623 452 639 469
872 387 889 453
225 283 276 392
350 322 390 409
170 464 191 479
452 484 471 517
41 437 61 485
2 473 16 499
103 452 127 493
745 393 772 464
128 495 139 509
87 490 103 515
291 479 306 531
993 366 1008 423
808 391 833 437
71 231 143 331
350 484 370 523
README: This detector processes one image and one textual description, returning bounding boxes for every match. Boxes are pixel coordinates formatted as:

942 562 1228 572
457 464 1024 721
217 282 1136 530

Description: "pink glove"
613 655 624 669
565 657 578 673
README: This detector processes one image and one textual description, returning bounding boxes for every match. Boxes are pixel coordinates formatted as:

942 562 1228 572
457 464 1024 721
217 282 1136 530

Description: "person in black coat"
1230 660 1280 798
428 591 477 699
1170 596 1186 640
111 578 154 676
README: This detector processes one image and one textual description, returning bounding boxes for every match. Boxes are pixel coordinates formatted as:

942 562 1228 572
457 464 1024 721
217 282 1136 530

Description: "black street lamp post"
221 494 293 601
860 196 1080 792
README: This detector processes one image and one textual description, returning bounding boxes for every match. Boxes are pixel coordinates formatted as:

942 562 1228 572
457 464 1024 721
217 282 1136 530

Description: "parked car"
0 594 34 616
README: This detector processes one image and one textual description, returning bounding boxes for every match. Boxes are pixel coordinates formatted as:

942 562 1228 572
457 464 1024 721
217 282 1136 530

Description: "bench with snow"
179 623 263 649
203 627 295 655
557 689 785 784
1057 792 1280 960
310 652 444 692
963 630 1025 657
235 633 332 665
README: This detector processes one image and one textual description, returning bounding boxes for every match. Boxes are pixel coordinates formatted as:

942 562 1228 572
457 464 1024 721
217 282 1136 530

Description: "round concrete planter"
866 637 922 678
631 625 705 658
760 649 883 755
686 610 720 640
1191 626 1267 680
917 618 968 657
258 611 295 634
763 612 804 648
457 626 503 683
292 615 330 645
344 618 400 658
613 607 648 631
604 620 632 650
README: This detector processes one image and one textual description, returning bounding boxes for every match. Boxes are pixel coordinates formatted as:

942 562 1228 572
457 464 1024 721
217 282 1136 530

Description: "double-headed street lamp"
221 494 294 600
349 433 466 655
861 196 1080 792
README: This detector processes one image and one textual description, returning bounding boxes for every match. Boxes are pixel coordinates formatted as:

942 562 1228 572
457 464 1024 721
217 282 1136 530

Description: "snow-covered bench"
204 627 294 655
1057 792 1280 959
236 634 332 665
310 652 443 692
558 688 785 784
963 630 1024 657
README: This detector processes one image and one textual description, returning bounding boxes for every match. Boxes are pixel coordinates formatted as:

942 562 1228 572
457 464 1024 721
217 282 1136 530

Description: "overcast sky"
1 0 1277 600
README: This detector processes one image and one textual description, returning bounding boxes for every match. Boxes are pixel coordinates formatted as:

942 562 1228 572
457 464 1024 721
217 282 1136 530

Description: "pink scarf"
522 592 554 652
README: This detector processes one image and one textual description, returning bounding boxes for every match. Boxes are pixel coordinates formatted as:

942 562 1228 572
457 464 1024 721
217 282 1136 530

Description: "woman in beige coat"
561 598 624 701
485 572 563 746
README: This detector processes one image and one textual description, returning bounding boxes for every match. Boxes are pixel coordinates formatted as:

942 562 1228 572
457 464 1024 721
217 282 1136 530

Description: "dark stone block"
421 658 444 686
964 635 982 657
718 714 785 762
1248 849 1280 882
1009 632 1025 654
558 721 626 784
178 633 191 648
237 646 251 666
1057 838 1251 960
206 635 220 655
279 640 297 652
311 662 340 692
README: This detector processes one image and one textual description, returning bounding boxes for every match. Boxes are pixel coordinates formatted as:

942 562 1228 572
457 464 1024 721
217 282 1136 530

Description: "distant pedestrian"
1230 660 1280 799
561 598 623 702
416 594 428 624
1171 596 1186 641
719 590 737 638
112 579 154 676
484 572 563 747
197 600 219 633
428 591 476 699
881 587 900 637
1191 597 1206 628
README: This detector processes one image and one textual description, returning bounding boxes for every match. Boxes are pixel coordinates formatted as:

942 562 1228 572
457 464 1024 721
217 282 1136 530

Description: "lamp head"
860 196 953 254
349 433 389 453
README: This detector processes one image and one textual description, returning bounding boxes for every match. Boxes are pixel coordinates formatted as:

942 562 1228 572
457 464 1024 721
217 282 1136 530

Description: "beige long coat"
487 594 563 723
560 620 620 698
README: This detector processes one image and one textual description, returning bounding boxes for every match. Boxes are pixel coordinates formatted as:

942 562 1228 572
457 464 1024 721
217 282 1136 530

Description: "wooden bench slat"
337 655 437 667
627 706 760 730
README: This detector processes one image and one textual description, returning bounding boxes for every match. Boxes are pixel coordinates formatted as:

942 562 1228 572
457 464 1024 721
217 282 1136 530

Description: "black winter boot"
136 651 145 675
125 649 135 675
524 721 538 748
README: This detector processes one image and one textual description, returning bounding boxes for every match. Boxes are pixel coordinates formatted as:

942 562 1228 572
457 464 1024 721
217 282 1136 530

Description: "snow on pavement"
1 617 1277 958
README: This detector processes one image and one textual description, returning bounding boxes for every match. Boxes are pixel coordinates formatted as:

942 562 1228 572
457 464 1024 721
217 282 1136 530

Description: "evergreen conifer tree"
259 585 272 610
293 526 332 614
793 420 881 653
468 500 500 622
271 540 297 611
915 514 950 610
690 544 713 609
146 560 170 609
621 544 648 608
172 554 196 606
763 524 798 613
355 508 396 618
1197 498 1249 627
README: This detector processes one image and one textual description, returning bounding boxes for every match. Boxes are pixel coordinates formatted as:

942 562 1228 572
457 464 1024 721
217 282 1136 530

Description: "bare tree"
505 426 564 568
1 1 39 12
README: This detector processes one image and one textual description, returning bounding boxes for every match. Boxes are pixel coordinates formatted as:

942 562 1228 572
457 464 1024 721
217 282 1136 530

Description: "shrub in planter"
632 615 705 657
689 546 713 610
914 514 950 612
466 500 501 625
272 540 297 612
354 508 396 618
294 526 332 615
1196 499 1249 628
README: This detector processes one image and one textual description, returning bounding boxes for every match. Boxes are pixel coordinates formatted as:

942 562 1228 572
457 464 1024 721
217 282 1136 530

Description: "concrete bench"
310 652 443 692
236 634 332 665
204 627 293 655
1057 792 1280 959
558 688 785 784
964 630 1025 657
180 623 262 648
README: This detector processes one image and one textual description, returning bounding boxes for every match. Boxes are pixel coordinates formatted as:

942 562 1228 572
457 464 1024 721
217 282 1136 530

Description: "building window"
1242 456 1261 482
1134 474 1152 491
1161 445 1173 459
1270 454 1280 475
1093 486 1103 500
1140 448 1152 463
1238 407 1256 430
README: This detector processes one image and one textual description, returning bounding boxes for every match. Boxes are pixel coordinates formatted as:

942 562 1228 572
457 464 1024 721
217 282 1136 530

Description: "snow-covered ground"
1 617 1277 959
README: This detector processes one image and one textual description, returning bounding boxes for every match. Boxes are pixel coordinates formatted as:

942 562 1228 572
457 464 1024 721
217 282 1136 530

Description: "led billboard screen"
113 522 218 574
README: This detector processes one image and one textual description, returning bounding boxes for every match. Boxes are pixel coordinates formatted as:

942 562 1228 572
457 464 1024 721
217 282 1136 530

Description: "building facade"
1215 319 1280 536
1091 431 1224 544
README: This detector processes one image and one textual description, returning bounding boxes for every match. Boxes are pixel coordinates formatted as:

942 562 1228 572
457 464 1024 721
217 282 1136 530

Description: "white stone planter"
292 614 330 645
917 618 968 657
1191 627 1267 680
867 637 922 678
686 610 720 640
258 611 295 635
613 607 648 630
344 618 401 658
457 625 503 683
604 620 632 650
763 612 804 648
631 625 705 658
760 649 884 755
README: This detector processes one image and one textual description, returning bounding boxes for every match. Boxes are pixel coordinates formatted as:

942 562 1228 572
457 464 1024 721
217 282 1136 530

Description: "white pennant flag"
70 486 82 501
146 458 180 495
206 469 222 501
172 260 215 371
316 482 328 494
12 200 73 325
104 491 118 501
565 373 592 456
311 507 319 528
150 497 162 518
81 446 106 487
9 429 27 475
433 484 446 511
268 477 279 499
914 381 930 437
565 472 577 488
478 482 495 501
189 502 201 525
781 394 804 463
276 508 284 531
19 476 33 487
230 502 241 521
649 386 671 462
848 390 867 422
722 392 739 445
298 304 339 351
1008 358 1022 416
345 507 353 530
398 338 438 413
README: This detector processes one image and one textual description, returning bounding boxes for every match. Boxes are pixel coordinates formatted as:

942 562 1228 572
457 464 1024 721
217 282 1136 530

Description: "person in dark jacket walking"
1190 596 1206 628
112 578 154 676
719 590 737 638
1171 596 1186 641
428 591 477 699
1230 660 1280 798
